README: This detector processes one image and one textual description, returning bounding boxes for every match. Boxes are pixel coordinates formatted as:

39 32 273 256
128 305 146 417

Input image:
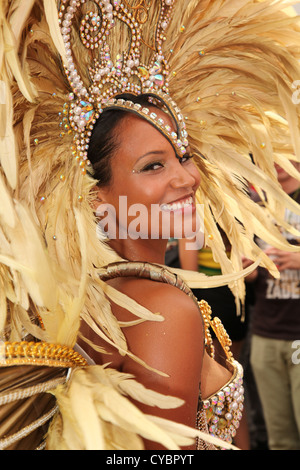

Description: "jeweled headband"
58 0 189 169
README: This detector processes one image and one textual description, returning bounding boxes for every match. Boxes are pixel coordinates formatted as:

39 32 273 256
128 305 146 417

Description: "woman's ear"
92 185 115 240
92 185 112 219
91 185 110 212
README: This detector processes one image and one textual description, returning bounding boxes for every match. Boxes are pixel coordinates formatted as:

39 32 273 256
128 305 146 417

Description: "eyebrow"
136 150 168 163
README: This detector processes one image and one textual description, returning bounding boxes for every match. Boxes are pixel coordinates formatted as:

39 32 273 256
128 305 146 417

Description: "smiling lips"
160 196 194 212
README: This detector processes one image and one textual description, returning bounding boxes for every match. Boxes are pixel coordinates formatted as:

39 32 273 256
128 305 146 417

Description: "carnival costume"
0 0 300 450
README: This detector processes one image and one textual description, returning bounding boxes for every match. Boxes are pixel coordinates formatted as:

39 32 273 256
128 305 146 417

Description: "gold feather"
43 0 67 65
47 365 236 450
0 81 18 189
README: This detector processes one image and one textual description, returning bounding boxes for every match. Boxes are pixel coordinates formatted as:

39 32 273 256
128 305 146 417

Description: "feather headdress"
0 0 300 450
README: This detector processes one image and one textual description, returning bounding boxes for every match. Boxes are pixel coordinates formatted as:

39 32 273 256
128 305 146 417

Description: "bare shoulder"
107 275 203 327
83 275 205 433
109 277 204 431
80 276 204 366
107 276 204 381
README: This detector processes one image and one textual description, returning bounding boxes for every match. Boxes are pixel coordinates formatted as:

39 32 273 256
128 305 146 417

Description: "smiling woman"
89 95 200 253
78 93 243 450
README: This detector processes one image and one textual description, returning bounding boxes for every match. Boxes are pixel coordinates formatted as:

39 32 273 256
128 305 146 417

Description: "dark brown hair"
87 93 155 186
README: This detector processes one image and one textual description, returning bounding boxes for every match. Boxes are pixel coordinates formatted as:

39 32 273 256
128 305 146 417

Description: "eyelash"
181 154 194 164
141 154 194 172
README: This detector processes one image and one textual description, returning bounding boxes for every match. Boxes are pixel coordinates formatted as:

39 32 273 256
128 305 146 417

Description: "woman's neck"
109 238 168 265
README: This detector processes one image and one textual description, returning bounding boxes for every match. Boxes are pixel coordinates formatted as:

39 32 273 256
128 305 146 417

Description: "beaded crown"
58 0 189 166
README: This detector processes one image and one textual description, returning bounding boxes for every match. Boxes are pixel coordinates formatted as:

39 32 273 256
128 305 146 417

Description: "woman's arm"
80 277 204 449
118 280 204 449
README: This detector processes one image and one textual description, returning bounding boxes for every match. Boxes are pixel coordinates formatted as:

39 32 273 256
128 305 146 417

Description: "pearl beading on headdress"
101 93 189 155
58 0 189 169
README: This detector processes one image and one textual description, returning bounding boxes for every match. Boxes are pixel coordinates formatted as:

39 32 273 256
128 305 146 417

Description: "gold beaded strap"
0 341 88 368
198 299 234 364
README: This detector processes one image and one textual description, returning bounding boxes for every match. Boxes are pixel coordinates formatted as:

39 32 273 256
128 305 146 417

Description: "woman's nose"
170 160 200 189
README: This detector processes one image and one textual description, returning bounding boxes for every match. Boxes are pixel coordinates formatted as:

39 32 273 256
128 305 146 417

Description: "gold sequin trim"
0 341 88 368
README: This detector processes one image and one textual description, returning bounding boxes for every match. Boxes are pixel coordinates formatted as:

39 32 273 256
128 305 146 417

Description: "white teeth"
161 196 193 211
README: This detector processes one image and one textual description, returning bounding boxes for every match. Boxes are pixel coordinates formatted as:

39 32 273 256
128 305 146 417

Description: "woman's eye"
141 161 164 172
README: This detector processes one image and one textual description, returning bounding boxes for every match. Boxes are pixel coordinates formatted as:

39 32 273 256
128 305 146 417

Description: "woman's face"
96 108 201 241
